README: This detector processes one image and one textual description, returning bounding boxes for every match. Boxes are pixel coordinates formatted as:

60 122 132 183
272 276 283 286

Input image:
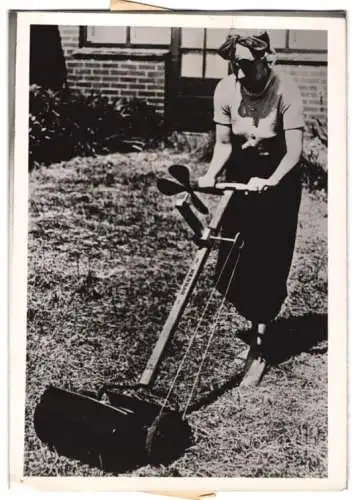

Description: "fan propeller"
157 165 209 215
157 178 186 196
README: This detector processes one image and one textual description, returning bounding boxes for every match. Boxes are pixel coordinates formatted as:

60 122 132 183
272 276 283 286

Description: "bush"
301 120 328 192
29 85 165 168
166 130 215 161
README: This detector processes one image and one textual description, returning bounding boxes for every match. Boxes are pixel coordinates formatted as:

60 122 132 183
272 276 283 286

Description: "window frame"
177 27 327 80
286 29 328 52
180 28 232 79
81 26 327 53
80 26 172 49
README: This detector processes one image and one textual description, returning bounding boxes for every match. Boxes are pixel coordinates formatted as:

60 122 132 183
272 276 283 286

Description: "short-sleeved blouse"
213 69 304 149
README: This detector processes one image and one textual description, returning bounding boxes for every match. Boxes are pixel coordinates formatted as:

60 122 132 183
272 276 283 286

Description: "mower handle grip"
215 182 255 192
189 181 256 194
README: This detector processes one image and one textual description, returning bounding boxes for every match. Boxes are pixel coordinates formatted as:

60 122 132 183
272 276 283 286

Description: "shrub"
29 85 165 168
301 120 328 192
166 130 215 161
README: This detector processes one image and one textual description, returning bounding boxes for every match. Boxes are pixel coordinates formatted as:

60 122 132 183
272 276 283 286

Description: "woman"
198 31 304 362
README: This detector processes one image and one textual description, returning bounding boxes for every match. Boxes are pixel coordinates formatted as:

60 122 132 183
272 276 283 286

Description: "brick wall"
59 26 166 112
67 58 166 111
59 25 79 58
59 26 327 128
277 63 327 125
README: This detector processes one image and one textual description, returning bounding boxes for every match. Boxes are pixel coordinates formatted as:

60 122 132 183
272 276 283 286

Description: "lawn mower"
34 165 264 473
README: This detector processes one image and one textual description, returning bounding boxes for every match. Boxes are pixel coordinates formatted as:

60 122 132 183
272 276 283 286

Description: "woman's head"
218 31 276 91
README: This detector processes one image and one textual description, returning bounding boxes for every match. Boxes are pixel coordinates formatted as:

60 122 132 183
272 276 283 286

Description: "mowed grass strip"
25 151 327 477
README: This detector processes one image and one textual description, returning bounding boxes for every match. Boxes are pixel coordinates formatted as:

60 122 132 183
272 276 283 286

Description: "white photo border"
9 10 347 493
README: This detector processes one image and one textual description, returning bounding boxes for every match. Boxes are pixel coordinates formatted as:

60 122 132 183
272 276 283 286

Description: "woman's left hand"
247 176 278 193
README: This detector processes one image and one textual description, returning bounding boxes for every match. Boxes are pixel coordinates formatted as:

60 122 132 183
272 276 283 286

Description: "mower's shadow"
188 312 327 414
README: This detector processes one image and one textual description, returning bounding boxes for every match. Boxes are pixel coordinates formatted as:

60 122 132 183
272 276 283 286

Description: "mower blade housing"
34 385 192 472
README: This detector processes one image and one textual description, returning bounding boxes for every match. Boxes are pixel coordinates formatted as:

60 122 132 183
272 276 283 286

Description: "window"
180 28 289 80
86 26 127 45
84 26 326 53
85 26 171 47
205 53 229 79
288 30 327 50
206 28 231 49
181 53 204 78
181 28 204 48
180 28 230 79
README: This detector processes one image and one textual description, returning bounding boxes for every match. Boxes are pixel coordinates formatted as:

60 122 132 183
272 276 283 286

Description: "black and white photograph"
9 10 347 489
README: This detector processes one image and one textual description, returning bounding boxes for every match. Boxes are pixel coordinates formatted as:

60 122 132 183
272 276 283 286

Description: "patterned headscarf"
217 31 277 66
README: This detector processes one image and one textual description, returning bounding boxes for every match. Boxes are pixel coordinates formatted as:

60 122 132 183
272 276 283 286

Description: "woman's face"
233 43 269 87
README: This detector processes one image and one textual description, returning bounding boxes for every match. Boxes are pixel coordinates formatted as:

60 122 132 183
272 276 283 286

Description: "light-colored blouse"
213 69 305 151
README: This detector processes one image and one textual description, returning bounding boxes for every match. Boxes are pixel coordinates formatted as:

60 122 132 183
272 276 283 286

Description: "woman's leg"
256 322 267 345
251 322 267 346
239 322 268 387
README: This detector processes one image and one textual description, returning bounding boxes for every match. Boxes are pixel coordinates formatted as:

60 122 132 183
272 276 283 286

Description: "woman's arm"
268 128 303 185
198 124 232 188
247 128 303 191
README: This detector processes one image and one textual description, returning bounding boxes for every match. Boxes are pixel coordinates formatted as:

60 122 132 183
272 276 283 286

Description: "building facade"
59 26 327 132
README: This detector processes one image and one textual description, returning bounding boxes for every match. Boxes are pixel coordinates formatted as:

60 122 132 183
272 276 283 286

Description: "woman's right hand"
198 174 216 189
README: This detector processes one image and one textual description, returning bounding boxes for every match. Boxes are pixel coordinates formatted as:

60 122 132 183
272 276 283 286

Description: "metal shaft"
139 190 234 388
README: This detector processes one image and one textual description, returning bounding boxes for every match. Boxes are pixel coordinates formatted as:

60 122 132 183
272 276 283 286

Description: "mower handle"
189 181 257 194
215 181 255 192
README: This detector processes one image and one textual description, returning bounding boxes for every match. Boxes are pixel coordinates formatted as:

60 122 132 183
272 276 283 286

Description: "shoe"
239 334 268 387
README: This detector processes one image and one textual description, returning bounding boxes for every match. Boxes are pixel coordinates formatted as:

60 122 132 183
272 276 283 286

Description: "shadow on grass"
188 312 327 414
261 312 328 365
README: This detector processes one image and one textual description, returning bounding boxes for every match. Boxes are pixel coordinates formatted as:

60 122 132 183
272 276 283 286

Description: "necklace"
238 71 276 127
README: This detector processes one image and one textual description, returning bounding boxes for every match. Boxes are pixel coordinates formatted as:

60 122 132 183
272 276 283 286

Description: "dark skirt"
215 143 302 323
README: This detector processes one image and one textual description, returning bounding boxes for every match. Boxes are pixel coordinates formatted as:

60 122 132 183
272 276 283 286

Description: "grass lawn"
25 150 328 477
